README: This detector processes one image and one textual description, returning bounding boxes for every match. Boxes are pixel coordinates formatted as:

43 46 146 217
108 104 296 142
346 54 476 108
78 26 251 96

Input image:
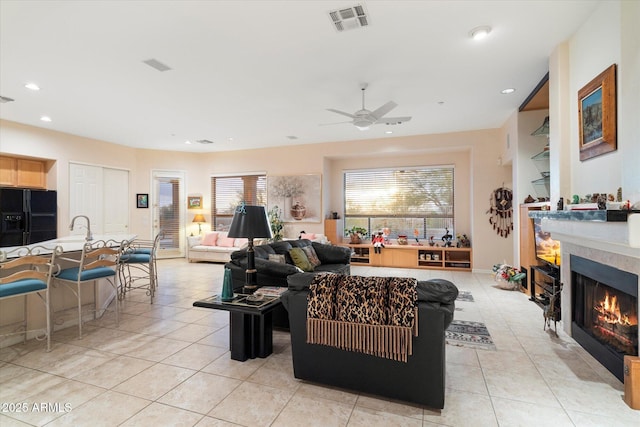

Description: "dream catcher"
487 186 513 238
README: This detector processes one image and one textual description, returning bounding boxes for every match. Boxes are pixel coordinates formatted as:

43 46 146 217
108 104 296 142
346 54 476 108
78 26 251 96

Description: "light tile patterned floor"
1 259 639 426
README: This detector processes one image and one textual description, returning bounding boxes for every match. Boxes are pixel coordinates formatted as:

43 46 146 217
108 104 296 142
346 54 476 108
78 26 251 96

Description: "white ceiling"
0 1 598 153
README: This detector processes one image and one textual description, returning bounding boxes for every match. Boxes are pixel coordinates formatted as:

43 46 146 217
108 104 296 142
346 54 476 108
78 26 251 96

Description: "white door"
69 163 129 236
103 168 129 234
152 170 185 258
69 163 103 235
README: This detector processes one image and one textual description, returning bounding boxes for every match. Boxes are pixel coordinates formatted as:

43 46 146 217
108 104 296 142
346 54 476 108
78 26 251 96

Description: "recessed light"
40 116 51 122
25 83 40 91
184 140 192 144
385 130 393 134
501 88 516 94
469 26 491 40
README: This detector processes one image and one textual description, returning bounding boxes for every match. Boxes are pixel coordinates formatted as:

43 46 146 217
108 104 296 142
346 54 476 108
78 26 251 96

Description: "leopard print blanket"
306 274 418 362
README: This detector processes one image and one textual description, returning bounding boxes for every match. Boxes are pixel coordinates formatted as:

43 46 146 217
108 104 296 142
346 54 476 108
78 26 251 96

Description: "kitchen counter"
1 234 136 258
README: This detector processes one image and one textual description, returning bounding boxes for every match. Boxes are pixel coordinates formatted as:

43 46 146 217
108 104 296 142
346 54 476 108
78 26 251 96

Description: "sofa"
187 231 249 263
224 239 351 292
281 272 458 408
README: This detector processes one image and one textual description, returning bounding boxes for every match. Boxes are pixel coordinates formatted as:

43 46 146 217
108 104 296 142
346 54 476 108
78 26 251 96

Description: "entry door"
152 171 185 258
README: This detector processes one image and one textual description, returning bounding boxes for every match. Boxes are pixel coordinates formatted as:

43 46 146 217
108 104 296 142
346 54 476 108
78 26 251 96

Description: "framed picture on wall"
188 195 202 209
578 64 617 161
267 174 321 222
136 193 149 208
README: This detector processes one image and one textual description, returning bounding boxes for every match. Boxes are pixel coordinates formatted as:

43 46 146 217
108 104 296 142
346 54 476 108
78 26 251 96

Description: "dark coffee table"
193 294 283 361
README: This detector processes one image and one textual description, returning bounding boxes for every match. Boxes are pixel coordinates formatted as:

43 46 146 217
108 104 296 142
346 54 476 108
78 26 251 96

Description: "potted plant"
345 226 368 244
268 206 284 242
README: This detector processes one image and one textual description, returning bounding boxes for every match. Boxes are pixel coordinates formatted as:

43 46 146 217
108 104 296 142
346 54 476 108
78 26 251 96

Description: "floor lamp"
227 204 272 294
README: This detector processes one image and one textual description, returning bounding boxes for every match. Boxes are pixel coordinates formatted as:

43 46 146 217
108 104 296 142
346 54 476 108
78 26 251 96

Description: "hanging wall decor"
487 187 513 238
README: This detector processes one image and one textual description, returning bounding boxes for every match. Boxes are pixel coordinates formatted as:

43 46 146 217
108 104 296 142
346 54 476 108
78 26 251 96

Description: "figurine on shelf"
456 233 471 248
441 228 453 247
372 231 385 254
428 236 436 247
382 227 390 244
412 228 422 245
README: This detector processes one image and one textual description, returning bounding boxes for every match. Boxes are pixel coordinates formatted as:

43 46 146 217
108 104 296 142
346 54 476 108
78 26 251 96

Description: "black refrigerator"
0 188 57 247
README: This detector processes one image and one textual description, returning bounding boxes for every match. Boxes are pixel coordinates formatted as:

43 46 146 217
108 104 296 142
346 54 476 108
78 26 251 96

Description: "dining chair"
54 239 123 339
0 245 61 351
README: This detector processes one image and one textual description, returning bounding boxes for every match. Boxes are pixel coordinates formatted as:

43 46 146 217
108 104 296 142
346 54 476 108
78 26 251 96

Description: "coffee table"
193 294 283 361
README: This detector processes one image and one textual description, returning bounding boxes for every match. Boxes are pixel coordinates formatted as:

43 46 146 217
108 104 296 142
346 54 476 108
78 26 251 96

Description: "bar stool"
0 245 61 351
119 231 162 303
55 239 122 339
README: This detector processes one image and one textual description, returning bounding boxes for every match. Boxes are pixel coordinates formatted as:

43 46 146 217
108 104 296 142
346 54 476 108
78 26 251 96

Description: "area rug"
445 320 496 351
456 290 474 302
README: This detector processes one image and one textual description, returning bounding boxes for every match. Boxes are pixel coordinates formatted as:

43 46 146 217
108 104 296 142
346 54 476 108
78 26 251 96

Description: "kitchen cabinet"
0 156 46 188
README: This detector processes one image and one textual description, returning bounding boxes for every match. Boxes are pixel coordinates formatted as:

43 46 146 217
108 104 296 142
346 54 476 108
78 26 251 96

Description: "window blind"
211 174 266 231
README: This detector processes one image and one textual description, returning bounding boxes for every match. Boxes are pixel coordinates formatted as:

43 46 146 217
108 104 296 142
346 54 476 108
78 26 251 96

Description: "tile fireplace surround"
531 211 640 359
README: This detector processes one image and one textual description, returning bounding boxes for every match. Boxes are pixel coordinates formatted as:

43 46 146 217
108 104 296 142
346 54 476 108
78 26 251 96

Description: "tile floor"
1 259 639 426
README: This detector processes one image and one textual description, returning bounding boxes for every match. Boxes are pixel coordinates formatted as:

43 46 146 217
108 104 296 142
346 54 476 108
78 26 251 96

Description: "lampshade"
192 214 206 223
227 205 272 239
531 116 549 136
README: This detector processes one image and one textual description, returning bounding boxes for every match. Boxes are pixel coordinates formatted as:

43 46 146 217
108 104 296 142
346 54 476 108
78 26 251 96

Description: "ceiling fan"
324 83 412 130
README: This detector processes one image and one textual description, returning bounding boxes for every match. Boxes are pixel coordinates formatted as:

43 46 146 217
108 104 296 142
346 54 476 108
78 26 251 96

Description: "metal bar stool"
0 245 61 352
119 231 162 303
55 239 122 339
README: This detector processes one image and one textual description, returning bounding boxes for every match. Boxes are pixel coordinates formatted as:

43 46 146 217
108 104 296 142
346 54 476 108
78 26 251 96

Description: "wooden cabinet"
323 218 343 245
345 243 472 271
0 156 46 188
518 202 549 295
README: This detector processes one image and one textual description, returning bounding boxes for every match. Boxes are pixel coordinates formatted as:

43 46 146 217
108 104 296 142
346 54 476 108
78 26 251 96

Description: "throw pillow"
217 236 235 247
300 233 316 240
301 245 321 268
202 232 219 246
268 254 286 264
289 247 314 272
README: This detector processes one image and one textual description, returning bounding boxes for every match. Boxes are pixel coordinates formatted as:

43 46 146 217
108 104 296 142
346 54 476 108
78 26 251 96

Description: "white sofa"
187 231 329 263
187 231 248 263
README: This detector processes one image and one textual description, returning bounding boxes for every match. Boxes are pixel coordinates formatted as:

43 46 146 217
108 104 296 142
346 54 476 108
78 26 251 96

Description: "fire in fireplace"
571 255 639 381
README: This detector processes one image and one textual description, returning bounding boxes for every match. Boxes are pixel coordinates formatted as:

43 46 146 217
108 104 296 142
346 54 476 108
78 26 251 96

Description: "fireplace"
571 255 639 381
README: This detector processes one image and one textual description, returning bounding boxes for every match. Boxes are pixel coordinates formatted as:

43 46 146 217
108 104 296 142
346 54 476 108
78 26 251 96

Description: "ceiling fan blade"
319 120 353 126
326 108 356 119
370 101 397 120
376 116 412 125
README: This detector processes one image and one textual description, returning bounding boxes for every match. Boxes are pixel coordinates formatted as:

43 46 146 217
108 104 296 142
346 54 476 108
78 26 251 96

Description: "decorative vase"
350 234 361 244
290 202 306 220
397 235 408 245
221 268 234 301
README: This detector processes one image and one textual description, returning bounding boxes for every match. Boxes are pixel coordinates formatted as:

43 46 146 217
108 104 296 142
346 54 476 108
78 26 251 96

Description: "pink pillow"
217 236 235 247
202 232 219 246
301 233 316 240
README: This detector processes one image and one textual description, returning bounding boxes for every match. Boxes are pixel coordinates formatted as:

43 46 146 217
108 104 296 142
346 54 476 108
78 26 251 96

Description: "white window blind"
344 167 454 238
211 174 266 230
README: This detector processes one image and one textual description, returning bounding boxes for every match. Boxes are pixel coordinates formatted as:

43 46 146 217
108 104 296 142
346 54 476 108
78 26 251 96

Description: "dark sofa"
225 239 351 292
281 272 458 408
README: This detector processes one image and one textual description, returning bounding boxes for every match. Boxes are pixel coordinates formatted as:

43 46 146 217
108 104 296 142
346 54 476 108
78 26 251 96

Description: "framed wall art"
188 195 202 209
578 64 617 161
267 175 321 222
136 193 149 209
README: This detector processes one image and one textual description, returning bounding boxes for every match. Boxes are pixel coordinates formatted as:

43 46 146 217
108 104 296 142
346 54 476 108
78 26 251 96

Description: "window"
344 167 454 239
211 174 266 230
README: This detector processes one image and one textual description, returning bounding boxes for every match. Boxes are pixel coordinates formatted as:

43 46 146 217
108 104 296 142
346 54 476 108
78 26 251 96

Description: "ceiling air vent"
142 58 172 72
0 95 15 103
328 4 369 32
196 139 214 145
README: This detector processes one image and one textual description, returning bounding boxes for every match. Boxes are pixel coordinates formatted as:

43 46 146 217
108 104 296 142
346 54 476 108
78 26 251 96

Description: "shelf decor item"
578 64 617 161
346 226 367 244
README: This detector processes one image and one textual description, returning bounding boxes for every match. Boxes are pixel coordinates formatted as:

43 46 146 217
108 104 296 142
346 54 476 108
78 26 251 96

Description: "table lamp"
192 214 206 234
227 204 272 294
